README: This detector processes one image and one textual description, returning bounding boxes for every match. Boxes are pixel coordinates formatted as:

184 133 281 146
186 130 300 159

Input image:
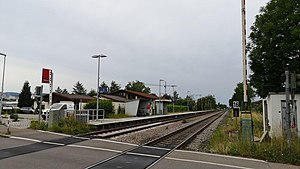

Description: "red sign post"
41 68 53 106
42 68 50 83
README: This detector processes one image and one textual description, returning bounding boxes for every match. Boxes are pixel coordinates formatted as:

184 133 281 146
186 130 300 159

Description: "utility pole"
240 0 253 142
241 0 248 109
285 70 291 149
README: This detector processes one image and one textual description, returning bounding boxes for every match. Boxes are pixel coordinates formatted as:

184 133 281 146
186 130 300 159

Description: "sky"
0 0 270 105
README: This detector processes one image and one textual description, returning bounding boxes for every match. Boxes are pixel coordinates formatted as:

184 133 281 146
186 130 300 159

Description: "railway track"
88 111 213 139
86 110 227 169
145 111 224 150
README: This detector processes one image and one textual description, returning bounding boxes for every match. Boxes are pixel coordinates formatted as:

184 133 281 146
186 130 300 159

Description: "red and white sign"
42 68 51 83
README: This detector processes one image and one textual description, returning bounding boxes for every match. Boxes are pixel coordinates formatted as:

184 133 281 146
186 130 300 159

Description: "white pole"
241 0 248 105
96 57 100 120
0 53 6 121
92 54 107 120
49 70 53 106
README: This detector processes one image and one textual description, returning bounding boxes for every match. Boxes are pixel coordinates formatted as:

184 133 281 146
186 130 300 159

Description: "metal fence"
46 109 105 124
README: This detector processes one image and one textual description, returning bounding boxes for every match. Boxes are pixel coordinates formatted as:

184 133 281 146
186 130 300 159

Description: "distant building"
2 92 20 110
3 92 19 101
100 94 130 114
33 92 95 110
111 90 172 116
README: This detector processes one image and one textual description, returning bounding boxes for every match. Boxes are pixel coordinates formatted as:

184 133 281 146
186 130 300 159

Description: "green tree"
197 95 217 110
55 86 63 93
229 82 255 108
110 81 121 93
100 81 108 88
125 80 151 94
62 89 69 94
18 81 33 108
87 89 97 97
72 81 87 95
84 100 114 115
248 0 300 98
172 91 180 102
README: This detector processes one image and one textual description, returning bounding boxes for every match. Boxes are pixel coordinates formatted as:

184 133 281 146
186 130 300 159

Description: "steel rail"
85 111 213 138
86 110 227 169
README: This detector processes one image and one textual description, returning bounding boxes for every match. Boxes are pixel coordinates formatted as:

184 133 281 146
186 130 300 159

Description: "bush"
208 111 300 165
30 121 48 130
167 105 188 113
84 100 115 117
10 113 18 121
49 116 96 135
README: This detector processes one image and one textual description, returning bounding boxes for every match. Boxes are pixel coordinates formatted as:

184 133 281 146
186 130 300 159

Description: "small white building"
263 92 300 138
100 94 130 114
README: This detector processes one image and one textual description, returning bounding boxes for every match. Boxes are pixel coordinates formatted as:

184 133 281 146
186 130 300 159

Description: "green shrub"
84 100 115 116
30 121 48 130
208 111 300 165
49 116 96 135
167 105 188 113
10 113 18 121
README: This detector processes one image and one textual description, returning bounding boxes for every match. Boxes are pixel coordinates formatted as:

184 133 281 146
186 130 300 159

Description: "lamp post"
187 91 190 112
0 53 6 121
92 54 107 120
158 79 164 114
171 85 177 113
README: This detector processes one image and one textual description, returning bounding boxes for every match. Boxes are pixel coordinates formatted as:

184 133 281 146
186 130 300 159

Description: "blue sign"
99 87 109 94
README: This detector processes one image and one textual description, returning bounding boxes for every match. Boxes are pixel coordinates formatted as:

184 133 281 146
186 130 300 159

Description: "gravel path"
0 114 39 129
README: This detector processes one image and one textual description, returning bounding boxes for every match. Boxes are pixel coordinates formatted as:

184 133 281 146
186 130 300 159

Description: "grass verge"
30 116 96 135
207 110 300 165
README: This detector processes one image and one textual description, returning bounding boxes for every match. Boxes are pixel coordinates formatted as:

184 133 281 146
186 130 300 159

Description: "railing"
45 109 105 124
73 109 105 123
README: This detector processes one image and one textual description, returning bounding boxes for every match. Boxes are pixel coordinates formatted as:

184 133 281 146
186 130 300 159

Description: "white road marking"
175 150 267 163
142 145 170 151
166 157 254 169
68 144 122 153
126 152 160 158
37 130 90 140
43 141 65 146
37 130 72 137
72 136 90 140
10 136 42 143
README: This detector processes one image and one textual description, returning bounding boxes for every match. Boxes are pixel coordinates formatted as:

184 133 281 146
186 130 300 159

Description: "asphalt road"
0 126 299 169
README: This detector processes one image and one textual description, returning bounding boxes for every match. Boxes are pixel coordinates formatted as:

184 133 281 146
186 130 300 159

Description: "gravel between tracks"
185 110 229 151
110 112 224 145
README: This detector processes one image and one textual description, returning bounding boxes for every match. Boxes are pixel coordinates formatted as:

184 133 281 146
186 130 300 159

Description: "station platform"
87 111 207 130
88 111 197 125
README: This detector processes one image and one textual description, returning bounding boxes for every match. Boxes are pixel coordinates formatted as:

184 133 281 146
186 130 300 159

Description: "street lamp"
170 85 177 113
0 52 6 121
92 54 107 120
158 79 164 114
187 91 190 112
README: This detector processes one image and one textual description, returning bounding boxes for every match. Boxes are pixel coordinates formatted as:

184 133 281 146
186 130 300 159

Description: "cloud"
0 0 269 104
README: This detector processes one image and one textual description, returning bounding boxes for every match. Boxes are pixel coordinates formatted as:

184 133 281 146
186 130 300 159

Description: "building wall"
125 100 139 116
264 93 300 138
112 102 125 114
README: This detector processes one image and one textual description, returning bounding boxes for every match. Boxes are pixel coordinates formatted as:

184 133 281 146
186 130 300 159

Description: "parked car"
20 107 34 114
42 103 74 120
